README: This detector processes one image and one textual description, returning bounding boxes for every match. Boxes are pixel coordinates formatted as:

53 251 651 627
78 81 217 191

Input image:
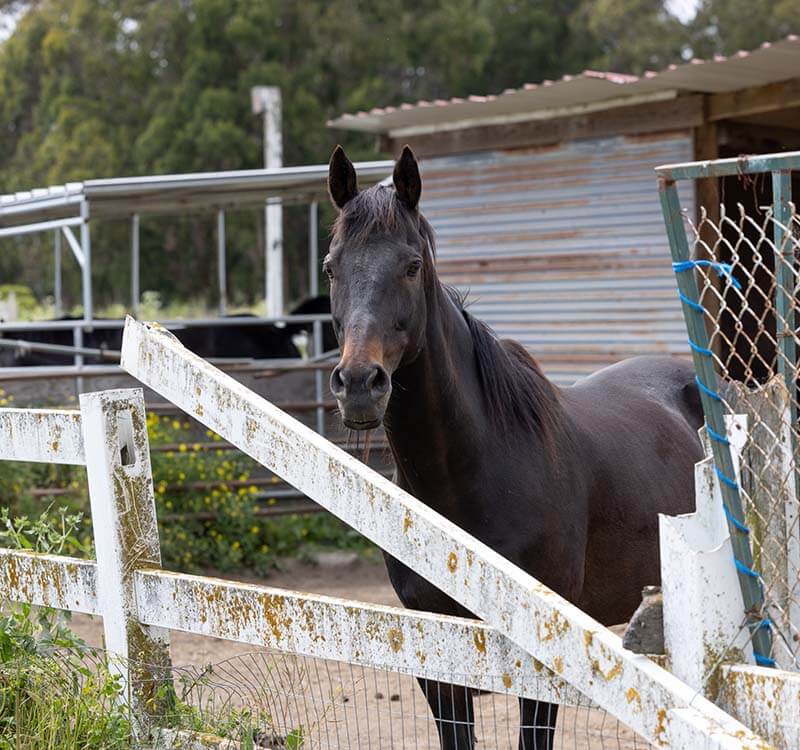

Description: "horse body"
325 145 703 748
382 288 703 627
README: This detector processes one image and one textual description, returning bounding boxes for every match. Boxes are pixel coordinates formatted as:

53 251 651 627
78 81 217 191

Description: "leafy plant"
0 509 131 749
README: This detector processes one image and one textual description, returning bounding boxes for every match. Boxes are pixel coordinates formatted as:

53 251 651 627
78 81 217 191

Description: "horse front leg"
519 698 558 749
417 677 476 749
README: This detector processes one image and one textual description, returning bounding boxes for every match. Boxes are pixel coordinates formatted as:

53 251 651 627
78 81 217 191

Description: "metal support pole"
659 177 773 663
73 325 84 397
217 210 227 316
309 201 325 435
54 230 62 317
79 201 92 324
131 214 140 315
313 320 325 436
309 201 319 297
772 170 795 409
252 86 283 316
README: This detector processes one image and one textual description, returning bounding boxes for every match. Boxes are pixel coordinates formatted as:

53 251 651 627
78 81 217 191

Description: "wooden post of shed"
693 107 723 355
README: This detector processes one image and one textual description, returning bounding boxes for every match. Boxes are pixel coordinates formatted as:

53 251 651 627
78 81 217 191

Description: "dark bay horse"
326 145 703 749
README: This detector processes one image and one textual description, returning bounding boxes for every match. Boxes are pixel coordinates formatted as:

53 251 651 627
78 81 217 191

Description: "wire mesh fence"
671 192 800 672
0 638 656 749
154 650 655 750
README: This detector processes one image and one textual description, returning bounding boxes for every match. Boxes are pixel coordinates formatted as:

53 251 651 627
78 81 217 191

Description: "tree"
4 0 784 311
690 0 796 58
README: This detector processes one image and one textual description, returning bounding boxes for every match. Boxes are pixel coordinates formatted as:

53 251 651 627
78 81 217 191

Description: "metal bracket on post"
80 388 173 738
659 176 774 664
61 226 85 269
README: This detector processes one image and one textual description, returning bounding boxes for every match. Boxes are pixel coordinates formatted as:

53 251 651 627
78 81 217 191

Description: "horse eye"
406 261 422 278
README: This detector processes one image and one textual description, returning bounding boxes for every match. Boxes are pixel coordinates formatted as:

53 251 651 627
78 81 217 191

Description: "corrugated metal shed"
330 35 800 135
423 132 694 384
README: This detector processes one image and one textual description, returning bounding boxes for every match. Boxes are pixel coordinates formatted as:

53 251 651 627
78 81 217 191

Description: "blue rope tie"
723 503 750 534
714 464 739 490
678 290 705 314
705 422 730 446
753 620 776 666
672 260 742 290
688 338 714 357
734 558 760 578
695 375 722 402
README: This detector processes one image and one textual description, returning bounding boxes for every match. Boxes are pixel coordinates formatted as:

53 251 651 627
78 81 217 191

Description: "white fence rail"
0 314 785 748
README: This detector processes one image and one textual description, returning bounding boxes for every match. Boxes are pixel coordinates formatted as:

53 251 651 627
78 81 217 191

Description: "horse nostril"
366 365 390 399
330 366 349 397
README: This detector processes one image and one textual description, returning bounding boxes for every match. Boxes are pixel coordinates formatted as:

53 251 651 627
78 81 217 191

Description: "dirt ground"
70 557 649 750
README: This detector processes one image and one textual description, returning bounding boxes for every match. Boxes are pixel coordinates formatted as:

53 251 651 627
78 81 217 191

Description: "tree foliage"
0 0 794 309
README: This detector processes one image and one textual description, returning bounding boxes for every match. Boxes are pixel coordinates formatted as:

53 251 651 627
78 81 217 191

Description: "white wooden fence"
0 315 793 748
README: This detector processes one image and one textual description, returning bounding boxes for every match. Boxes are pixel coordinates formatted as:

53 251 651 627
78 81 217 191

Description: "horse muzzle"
330 362 391 430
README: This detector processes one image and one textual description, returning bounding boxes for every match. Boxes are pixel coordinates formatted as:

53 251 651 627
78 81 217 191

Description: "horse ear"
328 145 359 209
393 145 421 210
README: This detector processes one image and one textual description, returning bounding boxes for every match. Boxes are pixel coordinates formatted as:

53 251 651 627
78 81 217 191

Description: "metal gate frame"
657 151 800 667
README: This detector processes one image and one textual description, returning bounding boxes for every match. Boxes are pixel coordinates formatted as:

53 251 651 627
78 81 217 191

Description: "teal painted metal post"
658 176 773 663
772 170 796 411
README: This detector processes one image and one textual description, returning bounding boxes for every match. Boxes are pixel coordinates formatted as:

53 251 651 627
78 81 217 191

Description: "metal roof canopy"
329 36 800 136
0 161 393 228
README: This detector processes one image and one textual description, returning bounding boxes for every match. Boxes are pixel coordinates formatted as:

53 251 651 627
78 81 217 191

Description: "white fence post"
80 387 173 735
659 417 754 697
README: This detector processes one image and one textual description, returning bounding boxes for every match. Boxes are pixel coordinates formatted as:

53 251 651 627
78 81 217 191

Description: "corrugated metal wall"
421 131 694 385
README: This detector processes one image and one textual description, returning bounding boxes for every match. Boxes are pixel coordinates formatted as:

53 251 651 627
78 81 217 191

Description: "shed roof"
0 161 393 229
329 35 800 136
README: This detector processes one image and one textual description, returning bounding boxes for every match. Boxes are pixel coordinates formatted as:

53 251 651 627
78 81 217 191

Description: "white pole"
79 201 92 324
54 230 62 317
80 388 173 736
252 86 283 317
131 214 140 315
217 210 227 315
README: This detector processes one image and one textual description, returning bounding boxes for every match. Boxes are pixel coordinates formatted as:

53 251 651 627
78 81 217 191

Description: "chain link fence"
661 157 800 671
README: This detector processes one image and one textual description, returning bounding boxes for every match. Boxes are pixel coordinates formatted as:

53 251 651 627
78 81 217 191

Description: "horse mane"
447 288 562 443
333 183 560 443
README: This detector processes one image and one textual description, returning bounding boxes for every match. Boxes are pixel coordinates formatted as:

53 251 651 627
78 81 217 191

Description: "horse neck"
384 281 487 510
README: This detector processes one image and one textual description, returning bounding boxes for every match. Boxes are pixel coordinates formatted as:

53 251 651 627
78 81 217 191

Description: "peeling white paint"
659 422 754 695
0 548 99 614
721 665 800 750
135 568 581 705
120 317 774 750
80 388 172 734
0 408 84 464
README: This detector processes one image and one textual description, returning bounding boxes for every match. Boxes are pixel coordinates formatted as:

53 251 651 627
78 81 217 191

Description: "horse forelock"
332 184 436 261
